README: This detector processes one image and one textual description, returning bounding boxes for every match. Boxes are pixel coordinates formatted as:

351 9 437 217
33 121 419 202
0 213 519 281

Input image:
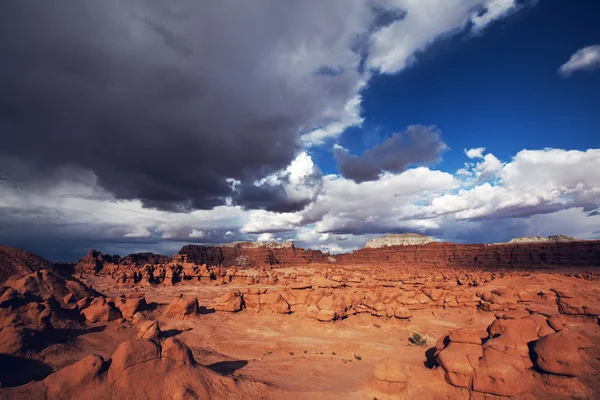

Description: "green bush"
409 332 429 347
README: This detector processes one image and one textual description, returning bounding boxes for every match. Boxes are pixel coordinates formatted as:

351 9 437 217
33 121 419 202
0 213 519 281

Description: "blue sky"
1 0 600 260
314 0 600 176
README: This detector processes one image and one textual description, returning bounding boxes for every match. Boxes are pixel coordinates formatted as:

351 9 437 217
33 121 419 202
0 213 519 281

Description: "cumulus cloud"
256 233 275 242
241 210 304 234
234 152 323 212
559 45 600 76
367 0 524 73
465 147 486 159
189 230 205 238
427 149 600 220
0 1 535 216
242 148 600 240
2 0 573 260
124 227 152 238
334 125 448 182
2 145 600 260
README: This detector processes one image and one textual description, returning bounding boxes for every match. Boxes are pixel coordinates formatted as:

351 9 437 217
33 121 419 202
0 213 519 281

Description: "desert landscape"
1 1 599 399
1 234 599 399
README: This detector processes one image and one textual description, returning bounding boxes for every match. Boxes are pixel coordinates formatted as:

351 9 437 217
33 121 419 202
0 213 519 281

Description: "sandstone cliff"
365 233 435 248
179 242 329 267
74 239 600 277
336 241 600 268
508 235 578 244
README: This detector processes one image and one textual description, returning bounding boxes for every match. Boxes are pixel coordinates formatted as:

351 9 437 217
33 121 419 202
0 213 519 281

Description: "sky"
1 0 599 261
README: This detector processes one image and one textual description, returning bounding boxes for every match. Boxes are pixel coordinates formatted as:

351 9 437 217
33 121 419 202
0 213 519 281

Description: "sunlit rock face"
364 233 435 248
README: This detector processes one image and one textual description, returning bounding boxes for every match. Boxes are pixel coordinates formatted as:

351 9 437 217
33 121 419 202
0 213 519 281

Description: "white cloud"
465 147 486 159
257 152 322 205
2 145 600 259
124 227 152 238
257 232 275 242
299 0 530 145
428 149 600 220
474 153 503 181
242 148 600 245
300 167 458 234
471 0 518 31
189 229 205 238
559 45 600 76
241 209 304 234
301 94 364 146
367 0 522 74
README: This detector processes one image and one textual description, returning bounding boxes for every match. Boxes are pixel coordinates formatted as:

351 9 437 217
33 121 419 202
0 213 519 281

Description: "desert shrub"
409 332 429 347
354 354 362 361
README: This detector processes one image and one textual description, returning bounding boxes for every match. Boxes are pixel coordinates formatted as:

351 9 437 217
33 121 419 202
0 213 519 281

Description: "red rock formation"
0 245 54 284
334 241 600 269
74 240 600 280
179 240 600 269
179 242 330 267
75 250 171 274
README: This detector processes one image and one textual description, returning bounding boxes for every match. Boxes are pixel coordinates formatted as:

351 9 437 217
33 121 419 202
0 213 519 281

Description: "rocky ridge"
365 233 435 248
508 235 578 243
75 239 600 277
0 245 54 284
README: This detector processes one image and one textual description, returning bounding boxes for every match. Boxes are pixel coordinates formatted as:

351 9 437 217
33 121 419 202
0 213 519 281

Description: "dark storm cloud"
334 125 448 182
0 0 368 212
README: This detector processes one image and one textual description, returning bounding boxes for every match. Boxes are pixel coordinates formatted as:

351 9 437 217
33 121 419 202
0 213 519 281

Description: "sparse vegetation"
354 354 362 361
290 352 294 356
409 331 429 347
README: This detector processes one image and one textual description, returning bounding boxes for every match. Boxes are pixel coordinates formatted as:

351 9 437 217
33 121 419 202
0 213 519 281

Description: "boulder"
370 356 409 394
472 346 534 396
118 297 146 320
306 305 319 319
81 297 122 323
448 327 487 345
136 320 161 340
393 307 412 319
161 337 195 365
269 294 291 314
533 331 583 376
472 329 535 396
436 342 482 388
316 309 335 322
547 314 566 331
372 356 408 383
107 339 161 382
166 295 198 317
43 355 105 398
213 291 243 312
242 293 261 310
131 312 148 325
290 283 311 290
